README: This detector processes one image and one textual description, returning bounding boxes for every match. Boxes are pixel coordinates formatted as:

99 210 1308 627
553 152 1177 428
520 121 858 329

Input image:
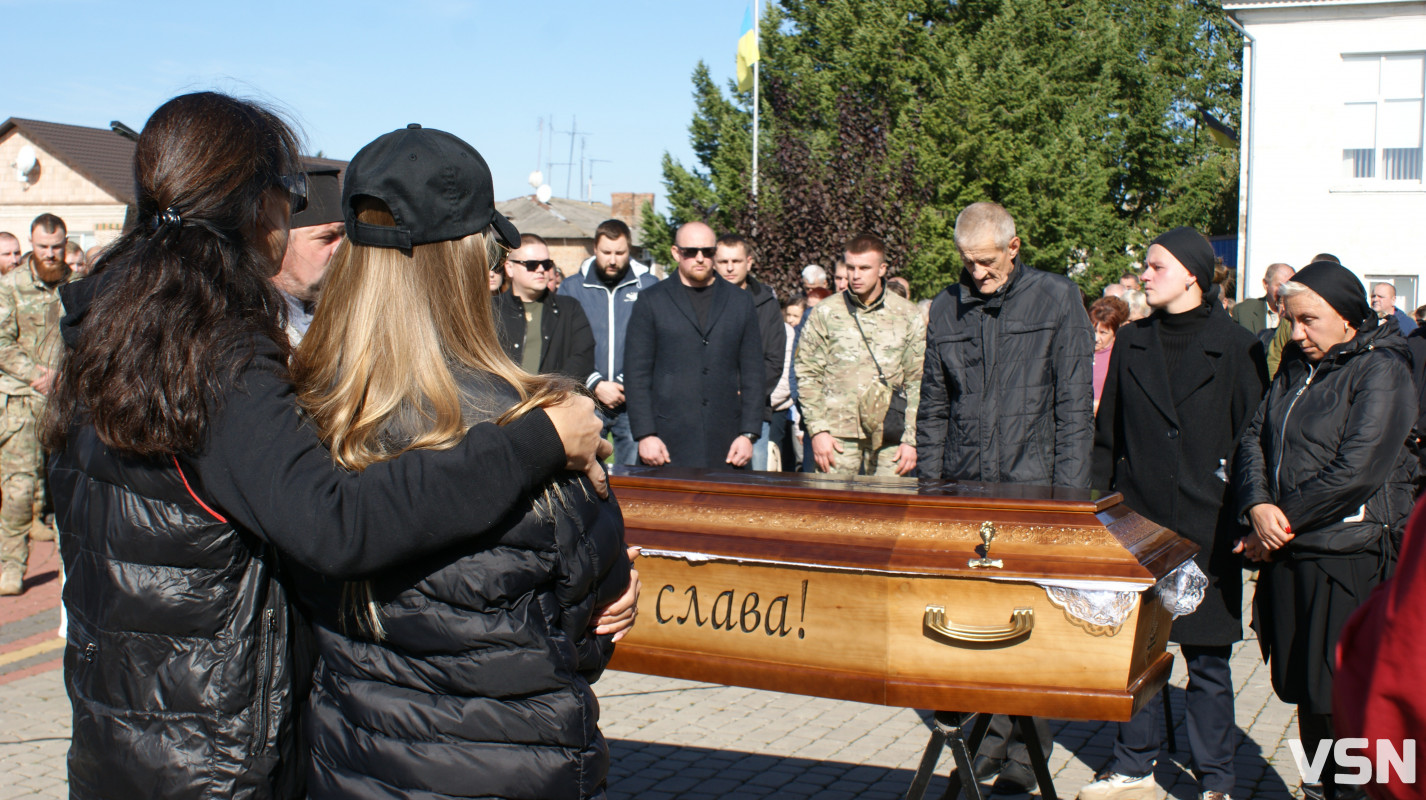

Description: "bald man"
1372 282 1417 336
623 221 764 469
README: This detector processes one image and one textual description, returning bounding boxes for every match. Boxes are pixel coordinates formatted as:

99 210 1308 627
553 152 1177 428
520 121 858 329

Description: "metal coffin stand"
606 467 1197 799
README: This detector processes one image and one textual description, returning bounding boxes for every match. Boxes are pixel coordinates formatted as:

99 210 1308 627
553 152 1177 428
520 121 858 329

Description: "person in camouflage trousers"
0 213 70 595
795 233 925 478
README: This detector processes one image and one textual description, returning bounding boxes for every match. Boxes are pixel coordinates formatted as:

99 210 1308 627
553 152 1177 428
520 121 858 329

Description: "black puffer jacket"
917 261 1094 487
52 426 313 800
302 375 630 800
1234 318 1421 557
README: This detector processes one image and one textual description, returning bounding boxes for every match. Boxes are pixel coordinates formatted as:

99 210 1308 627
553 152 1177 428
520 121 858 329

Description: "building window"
1342 53 1424 181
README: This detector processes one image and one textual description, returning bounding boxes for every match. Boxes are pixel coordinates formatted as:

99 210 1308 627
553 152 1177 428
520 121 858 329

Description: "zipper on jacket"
1273 363 1317 491
253 607 276 753
606 289 616 381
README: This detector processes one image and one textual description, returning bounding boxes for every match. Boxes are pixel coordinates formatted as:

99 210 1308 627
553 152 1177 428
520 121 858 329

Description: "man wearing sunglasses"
494 233 595 383
624 221 764 470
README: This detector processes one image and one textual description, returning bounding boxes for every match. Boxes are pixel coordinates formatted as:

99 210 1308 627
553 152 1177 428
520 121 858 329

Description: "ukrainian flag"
736 4 759 93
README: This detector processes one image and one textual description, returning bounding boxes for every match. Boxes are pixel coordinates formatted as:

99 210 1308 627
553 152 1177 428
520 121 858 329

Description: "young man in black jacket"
715 233 785 470
494 233 596 382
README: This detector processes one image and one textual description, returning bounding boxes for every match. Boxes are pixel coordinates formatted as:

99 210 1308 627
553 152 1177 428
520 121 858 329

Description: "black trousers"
976 715 1052 767
1111 644 1235 794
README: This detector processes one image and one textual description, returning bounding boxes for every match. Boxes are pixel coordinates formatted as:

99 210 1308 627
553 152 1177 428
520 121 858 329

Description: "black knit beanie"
1149 226 1216 293
1286 261 1376 330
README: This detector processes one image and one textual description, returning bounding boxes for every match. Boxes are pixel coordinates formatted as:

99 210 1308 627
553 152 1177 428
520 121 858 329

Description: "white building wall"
1234 1 1426 310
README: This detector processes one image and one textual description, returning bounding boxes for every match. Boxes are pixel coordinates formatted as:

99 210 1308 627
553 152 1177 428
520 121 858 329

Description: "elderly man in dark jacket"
915 202 1094 793
625 221 764 469
494 233 596 382
917 202 1094 489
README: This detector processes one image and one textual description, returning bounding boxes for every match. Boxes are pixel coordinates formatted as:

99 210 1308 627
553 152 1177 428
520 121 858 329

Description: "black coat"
493 290 596 382
1092 304 1268 646
624 277 764 469
746 276 786 421
1233 318 1419 557
917 261 1094 487
302 375 629 800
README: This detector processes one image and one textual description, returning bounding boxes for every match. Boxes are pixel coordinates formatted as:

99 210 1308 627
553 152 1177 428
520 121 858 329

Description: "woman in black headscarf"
1232 261 1420 800
1085 227 1268 800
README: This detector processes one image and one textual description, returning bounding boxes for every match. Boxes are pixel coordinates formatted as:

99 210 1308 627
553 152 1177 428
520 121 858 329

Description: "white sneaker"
1076 772 1157 800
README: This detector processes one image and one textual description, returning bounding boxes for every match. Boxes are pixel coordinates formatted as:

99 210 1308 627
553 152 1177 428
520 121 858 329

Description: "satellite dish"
528 170 544 189
15 145 38 183
535 184 553 204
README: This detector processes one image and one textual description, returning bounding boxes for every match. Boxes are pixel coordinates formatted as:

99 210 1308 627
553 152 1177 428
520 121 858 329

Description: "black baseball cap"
290 164 343 228
341 123 519 250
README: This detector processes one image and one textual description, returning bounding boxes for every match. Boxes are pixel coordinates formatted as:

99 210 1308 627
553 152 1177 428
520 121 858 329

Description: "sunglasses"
677 246 717 259
278 173 308 215
509 259 558 272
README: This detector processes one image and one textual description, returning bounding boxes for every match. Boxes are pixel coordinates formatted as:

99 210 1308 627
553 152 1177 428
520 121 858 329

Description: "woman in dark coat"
1232 261 1419 800
1085 227 1268 800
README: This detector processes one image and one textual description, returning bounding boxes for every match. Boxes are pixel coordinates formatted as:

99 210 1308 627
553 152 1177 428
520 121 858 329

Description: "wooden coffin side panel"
610 554 1172 721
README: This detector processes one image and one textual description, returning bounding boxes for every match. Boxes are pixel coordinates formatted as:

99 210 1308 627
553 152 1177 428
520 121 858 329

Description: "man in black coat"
916 202 1093 793
494 233 596 382
624 221 763 469
715 233 785 470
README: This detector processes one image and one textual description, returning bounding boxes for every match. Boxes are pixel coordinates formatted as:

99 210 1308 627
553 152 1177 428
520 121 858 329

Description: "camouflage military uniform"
0 255 66 588
795 285 925 477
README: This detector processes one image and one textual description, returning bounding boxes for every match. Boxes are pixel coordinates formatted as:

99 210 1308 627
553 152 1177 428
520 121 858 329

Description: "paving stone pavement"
1 575 1307 799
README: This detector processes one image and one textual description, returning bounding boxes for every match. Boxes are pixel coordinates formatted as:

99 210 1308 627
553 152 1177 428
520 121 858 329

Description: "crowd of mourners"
1 91 1422 800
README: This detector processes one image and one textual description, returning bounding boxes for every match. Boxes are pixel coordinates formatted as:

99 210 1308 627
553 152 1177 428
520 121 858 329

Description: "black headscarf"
1150 226 1217 294
1286 260 1376 330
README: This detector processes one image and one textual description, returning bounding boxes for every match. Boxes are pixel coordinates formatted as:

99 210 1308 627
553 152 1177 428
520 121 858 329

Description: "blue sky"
1 0 756 210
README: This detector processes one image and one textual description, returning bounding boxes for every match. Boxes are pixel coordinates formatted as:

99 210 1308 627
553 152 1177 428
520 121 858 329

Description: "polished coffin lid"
606 466 1199 720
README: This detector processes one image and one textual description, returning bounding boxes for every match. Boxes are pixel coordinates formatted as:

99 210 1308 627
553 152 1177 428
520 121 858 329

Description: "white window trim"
1340 50 1424 185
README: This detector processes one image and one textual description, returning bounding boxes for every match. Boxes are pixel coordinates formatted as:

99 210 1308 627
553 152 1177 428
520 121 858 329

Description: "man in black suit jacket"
624 221 763 469
494 234 596 382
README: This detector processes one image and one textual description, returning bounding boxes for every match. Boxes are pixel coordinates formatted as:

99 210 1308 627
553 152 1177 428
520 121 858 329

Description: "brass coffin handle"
924 606 1034 643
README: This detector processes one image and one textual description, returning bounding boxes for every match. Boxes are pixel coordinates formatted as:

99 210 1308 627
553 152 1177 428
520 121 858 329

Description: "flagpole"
751 0 759 199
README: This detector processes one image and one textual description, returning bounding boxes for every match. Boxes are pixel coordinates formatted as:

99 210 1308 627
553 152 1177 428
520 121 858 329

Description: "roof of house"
0 117 349 205
496 195 645 246
0 117 138 204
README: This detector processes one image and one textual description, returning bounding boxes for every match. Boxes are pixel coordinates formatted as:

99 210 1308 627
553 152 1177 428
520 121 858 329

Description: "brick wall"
610 192 654 228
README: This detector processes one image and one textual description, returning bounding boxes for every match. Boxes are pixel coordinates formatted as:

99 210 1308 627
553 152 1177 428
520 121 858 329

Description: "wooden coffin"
606 466 1197 722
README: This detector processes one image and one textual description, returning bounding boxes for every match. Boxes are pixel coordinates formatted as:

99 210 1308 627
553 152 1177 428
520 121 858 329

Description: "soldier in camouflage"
794 233 925 478
0 213 70 595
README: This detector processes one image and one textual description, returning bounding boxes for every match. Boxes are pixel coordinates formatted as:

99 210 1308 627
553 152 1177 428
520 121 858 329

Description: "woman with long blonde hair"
290 125 632 800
